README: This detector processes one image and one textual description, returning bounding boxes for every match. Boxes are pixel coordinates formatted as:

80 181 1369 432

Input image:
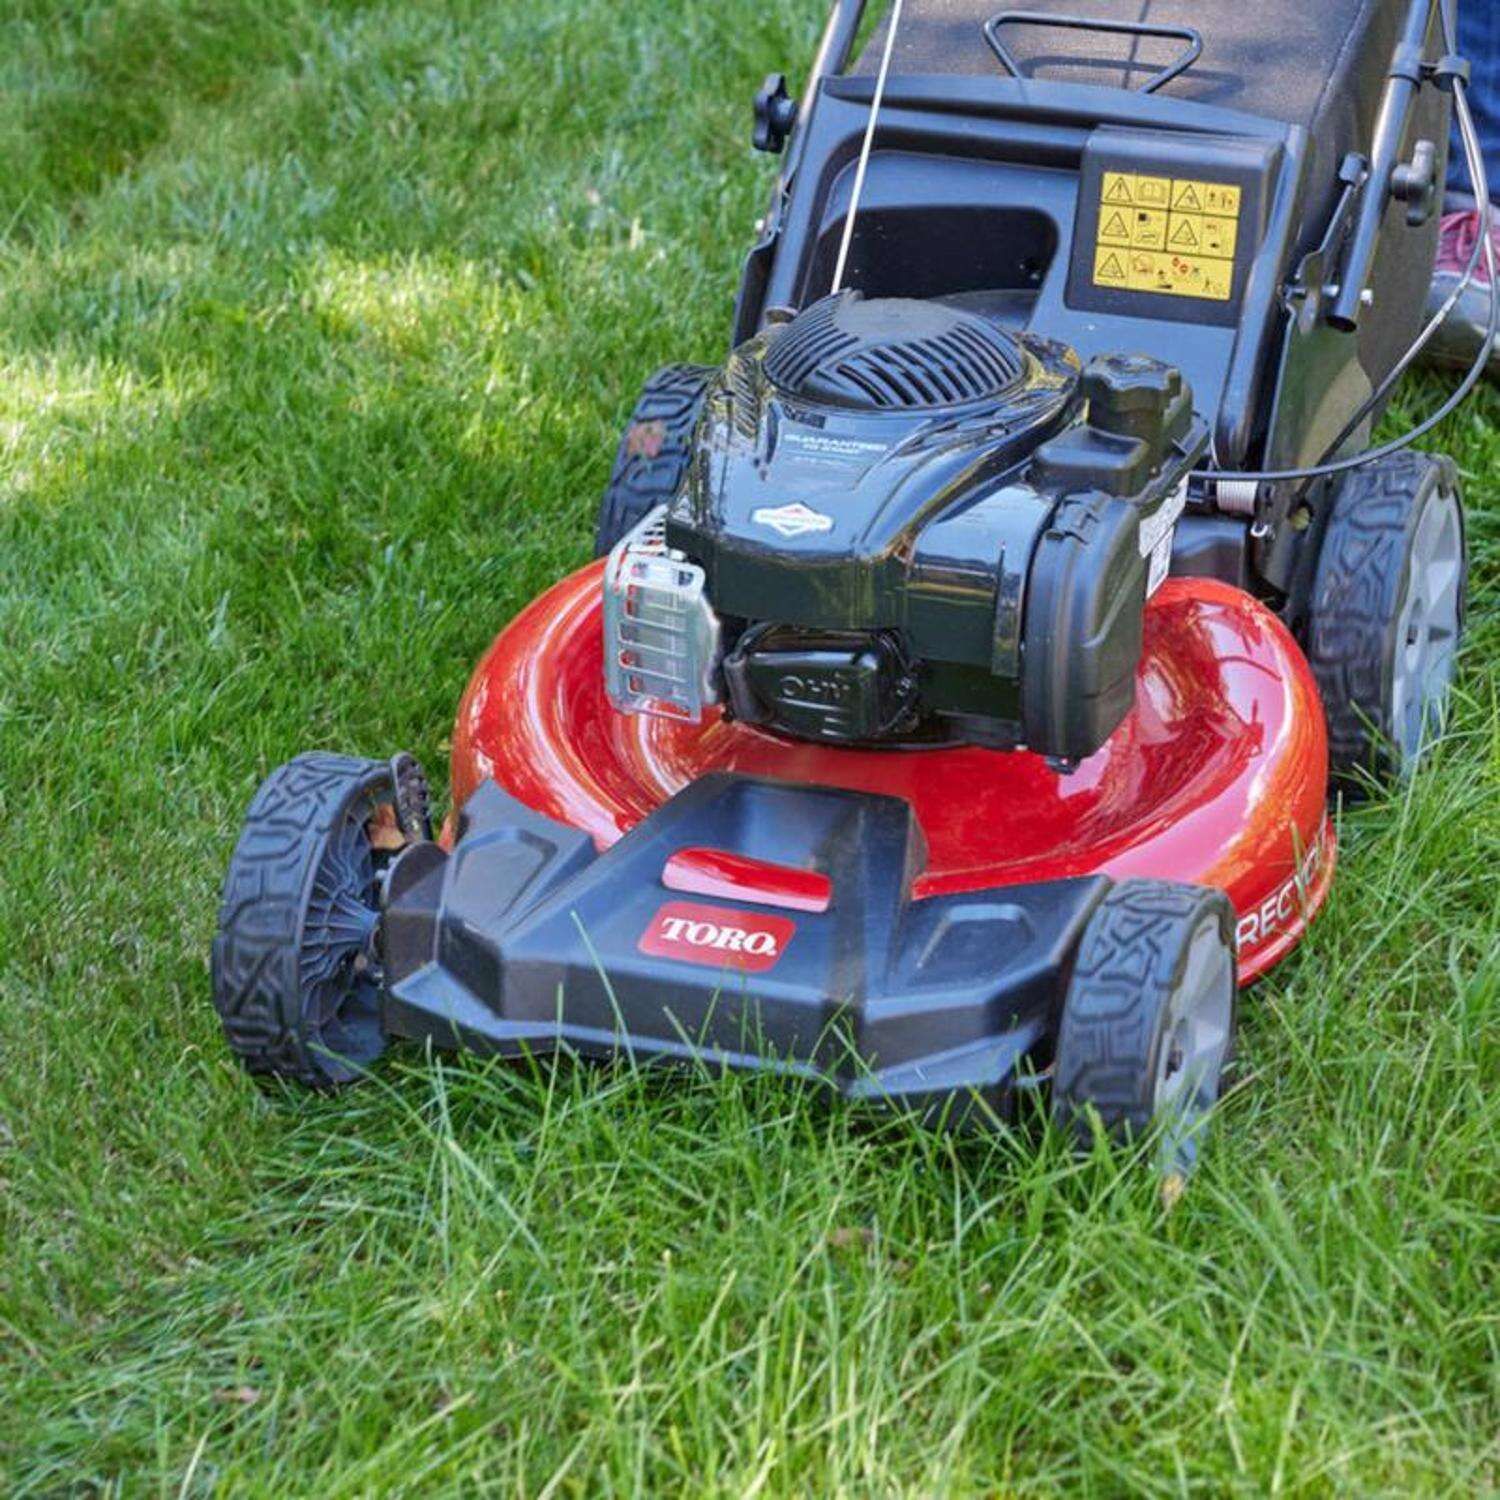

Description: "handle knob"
753 73 798 155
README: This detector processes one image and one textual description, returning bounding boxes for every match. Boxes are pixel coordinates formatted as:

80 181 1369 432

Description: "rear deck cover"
855 0 1392 143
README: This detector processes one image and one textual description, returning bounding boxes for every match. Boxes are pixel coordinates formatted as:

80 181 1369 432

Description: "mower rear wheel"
1306 453 1466 788
594 364 714 556
1053 881 1237 1172
211 752 426 1087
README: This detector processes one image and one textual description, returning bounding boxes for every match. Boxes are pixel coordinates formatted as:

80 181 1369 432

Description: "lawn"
0 1 1496 1493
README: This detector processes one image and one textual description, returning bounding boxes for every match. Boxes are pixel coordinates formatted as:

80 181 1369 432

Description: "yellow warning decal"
1201 183 1241 216
1094 246 1130 287
1124 250 1234 302
1133 176 1171 209
1091 172 1242 302
1129 208 1168 250
1195 214 1238 259
1170 179 1206 213
1167 215 1201 251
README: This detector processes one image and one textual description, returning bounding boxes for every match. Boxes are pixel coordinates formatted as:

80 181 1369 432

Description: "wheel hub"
1151 917 1235 1169
1389 485 1464 765
302 808 386 1061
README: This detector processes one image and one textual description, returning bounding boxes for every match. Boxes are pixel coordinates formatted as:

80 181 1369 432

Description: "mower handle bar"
810 0 868 84
805 2 1205 92
983 11 1203 94
1327 0 1442 330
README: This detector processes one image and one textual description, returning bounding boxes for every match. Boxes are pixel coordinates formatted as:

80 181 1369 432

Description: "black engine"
604 291 1207 762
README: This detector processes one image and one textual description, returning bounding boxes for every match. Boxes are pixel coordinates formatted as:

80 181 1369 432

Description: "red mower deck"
451 565 1335 984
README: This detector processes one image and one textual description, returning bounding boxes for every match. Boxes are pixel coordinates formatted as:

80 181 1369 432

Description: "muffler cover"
603 508 721 722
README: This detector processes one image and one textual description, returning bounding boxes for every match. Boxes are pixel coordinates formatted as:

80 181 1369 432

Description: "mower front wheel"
594 363 715 556
1053 881 1237 1172
211 751 429 1087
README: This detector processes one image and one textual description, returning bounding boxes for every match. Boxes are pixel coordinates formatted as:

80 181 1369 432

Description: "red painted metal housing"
451 563 1335 984
662 847 834 914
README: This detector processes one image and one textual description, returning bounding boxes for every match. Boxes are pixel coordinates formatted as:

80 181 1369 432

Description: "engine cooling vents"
763 292 1026 411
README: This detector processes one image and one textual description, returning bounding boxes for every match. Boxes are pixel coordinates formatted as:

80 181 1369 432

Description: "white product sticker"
1147 526 1174 596
1139 477 1188 559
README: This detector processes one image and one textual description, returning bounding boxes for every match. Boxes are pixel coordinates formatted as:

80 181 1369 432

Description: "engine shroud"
654 292 1206 760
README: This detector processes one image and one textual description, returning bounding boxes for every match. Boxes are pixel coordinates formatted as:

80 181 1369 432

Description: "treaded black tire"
211 752 415 1087
1305 452 1467 788
594 364 715 556
1053 880 1237 1152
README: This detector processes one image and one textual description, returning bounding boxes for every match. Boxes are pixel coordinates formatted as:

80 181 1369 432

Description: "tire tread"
1305 452 1460 784
1053 880 1235 1145
594 364 715 555
210 753 392 1086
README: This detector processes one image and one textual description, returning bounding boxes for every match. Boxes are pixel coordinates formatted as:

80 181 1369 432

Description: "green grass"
0 1 1496 1492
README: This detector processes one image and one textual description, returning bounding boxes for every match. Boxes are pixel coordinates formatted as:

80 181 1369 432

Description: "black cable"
1190 0 1493 491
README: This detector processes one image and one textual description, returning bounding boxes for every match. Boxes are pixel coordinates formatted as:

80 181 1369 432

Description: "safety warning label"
1093 173 1241 302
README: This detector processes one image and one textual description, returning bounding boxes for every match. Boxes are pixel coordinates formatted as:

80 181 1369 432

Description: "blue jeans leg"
1449 1 1500 200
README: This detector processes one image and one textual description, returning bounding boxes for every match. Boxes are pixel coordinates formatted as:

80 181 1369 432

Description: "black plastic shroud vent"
764 292 1026 411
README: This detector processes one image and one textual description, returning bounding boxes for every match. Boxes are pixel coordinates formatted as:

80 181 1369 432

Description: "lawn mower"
213 0 1486 1168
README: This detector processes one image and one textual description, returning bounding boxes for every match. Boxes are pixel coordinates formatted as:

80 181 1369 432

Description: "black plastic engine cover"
667 294 1080 639
662 293 1207 759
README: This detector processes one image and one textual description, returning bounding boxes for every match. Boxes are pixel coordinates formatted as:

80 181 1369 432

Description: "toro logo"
638 901 795 973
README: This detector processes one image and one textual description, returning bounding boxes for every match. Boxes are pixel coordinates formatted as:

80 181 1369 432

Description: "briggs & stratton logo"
750 502 834 539
639 901 796 973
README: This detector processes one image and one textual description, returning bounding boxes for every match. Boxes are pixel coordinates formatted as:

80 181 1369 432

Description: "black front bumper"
380 774 1108 1116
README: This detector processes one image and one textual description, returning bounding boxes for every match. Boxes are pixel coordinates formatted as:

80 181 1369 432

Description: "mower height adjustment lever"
753 74 798 154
